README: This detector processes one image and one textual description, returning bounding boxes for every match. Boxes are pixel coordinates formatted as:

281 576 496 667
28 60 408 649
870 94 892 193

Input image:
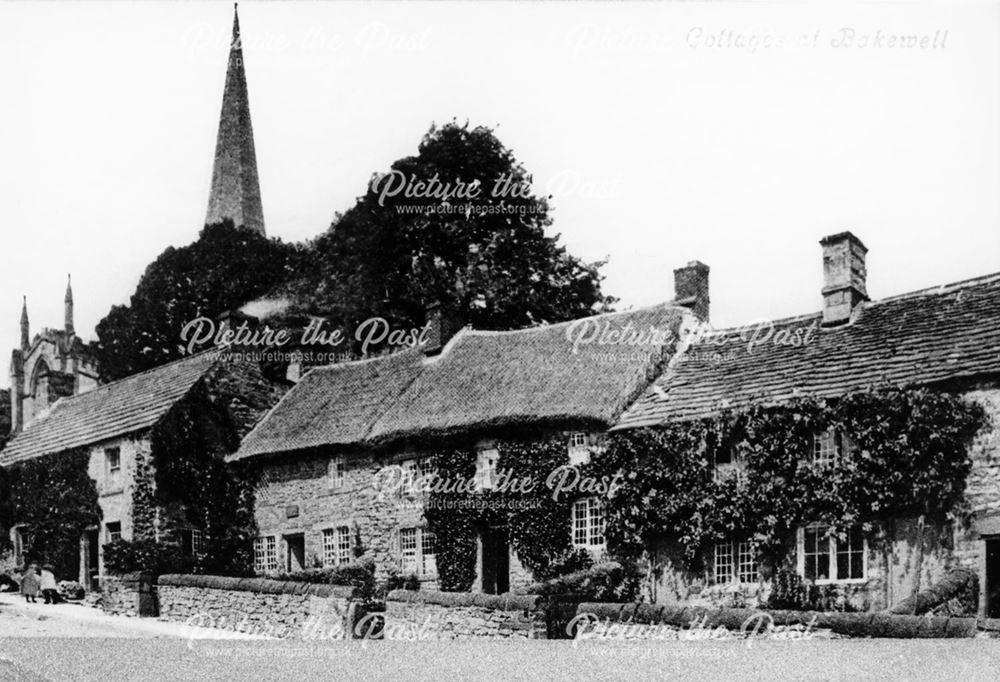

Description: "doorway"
285 534 306 573
85 529 100 591
986 537 1000 618
480 526 510 595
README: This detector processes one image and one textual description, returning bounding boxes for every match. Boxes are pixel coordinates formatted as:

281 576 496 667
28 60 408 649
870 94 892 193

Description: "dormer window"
328 455 345 489
567 432 590 466
474 448 500 492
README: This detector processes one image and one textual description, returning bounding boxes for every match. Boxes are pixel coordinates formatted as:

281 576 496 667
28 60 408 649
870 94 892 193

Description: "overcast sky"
0 1 997 388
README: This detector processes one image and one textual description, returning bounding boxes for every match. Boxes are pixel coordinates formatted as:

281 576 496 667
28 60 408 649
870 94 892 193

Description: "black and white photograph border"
0 1 998 680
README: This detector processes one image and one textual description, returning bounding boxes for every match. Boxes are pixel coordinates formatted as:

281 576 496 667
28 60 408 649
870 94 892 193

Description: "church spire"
205 3 266 236
65 274 74 336
20 296 29 351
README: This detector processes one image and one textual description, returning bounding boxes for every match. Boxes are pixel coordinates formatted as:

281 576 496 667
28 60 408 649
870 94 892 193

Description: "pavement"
2 593 1000 681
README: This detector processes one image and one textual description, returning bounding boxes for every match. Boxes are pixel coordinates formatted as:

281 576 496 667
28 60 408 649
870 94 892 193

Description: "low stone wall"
157 574 358 639
384 589 548 640
575 602 1000 639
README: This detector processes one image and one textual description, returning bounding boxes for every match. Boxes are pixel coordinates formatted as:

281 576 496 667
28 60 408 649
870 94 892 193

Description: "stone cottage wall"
156 574 357 639
254 450 430 581
383 589 547 639
254 449 535 590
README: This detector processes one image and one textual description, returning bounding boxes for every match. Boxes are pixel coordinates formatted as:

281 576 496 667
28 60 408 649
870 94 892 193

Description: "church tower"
205 3 266 236
8 277 99 435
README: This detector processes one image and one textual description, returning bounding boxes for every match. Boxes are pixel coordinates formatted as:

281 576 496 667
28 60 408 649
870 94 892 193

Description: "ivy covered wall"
104 381 261 576
425 431 613 591
0 448 101 578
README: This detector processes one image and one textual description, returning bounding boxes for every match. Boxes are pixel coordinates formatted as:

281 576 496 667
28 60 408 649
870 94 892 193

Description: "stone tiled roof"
231 303 686 460
614 272 1000 429
0 352 220 465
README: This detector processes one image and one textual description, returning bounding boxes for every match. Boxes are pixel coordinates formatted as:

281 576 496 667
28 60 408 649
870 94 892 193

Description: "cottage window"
179 528 205 557
191 529 204 557
812 429 839 468
567 432 590 466
713 538 758 584
253 536 278 573
106 522 122 545
399 527 437 577
798 524 866 583
421 530 437 576
322 526 352 567
400 528 418 574
417 457 435 480
571 497 605 548
328 456 345 489
474 448 500 492
713 442 745 485
105 447 121 483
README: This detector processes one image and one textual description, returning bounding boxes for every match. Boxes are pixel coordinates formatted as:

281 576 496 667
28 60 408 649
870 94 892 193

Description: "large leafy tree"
94 122 614 380
93 222 302 382
286 121 615 348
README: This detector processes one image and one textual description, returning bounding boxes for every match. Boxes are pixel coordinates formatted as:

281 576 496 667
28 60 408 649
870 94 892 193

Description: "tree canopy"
289 122 614 340
93 222 301 382
94 122 614 381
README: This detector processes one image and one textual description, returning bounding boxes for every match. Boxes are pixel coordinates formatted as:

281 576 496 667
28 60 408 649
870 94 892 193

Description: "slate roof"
0 352 220 466
614 272 1000 429
231 303 686 461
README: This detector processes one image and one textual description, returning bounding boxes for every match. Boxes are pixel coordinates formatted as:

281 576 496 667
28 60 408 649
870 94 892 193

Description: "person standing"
20 564 40 603
40 564 58 604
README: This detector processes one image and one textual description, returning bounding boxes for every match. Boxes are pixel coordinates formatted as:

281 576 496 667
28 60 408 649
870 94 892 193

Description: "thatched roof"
231 349 426 460
615 271 1000 428
230 303 686 461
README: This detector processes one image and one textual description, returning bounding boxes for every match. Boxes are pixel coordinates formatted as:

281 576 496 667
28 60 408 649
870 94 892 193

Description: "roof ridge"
869 270 1000 305
699 270 1000 336
49 349 219 406
456 302 682 339
305 346 425 374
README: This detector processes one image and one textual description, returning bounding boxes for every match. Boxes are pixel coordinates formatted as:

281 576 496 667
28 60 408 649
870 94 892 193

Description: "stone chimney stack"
820 231 868 326
673 261 710 323
64 274 74 336
423 301 464 355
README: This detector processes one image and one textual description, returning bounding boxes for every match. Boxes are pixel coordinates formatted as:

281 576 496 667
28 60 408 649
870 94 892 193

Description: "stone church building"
8 278 99 436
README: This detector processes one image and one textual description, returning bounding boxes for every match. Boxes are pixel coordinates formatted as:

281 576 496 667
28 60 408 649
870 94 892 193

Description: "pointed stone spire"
64 274 74 335
20 296 29 351
205 3 266 236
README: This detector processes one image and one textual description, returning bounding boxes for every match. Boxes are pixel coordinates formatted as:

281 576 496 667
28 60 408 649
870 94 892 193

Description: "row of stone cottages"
1 231 998 616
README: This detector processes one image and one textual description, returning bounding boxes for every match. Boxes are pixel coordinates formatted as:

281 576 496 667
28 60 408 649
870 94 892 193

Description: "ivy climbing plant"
589 386 988 571
423 387 988 589
105 382 259 576
424 433 613 591
1 448 101 578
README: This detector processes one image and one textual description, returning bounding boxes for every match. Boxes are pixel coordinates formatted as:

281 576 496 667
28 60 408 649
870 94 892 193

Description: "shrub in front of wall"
524 560 642 602
275 556 377 600
102 538 194 576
